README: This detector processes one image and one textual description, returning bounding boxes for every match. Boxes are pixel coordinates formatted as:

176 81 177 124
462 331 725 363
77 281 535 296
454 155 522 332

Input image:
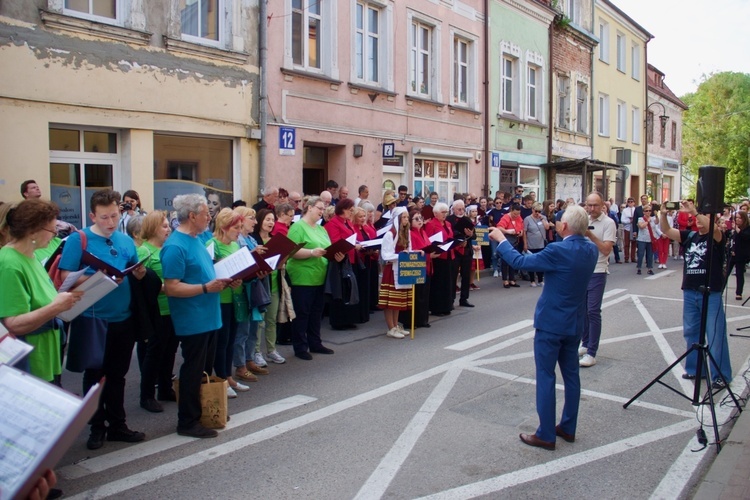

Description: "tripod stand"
623 213 743 452
732 294 750 337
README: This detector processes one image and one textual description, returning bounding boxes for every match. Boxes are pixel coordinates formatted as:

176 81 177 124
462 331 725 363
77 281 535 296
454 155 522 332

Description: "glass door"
50 163 114 228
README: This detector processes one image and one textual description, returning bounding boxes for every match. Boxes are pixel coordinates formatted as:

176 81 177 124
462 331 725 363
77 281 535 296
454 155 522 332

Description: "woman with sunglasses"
635 204 655 275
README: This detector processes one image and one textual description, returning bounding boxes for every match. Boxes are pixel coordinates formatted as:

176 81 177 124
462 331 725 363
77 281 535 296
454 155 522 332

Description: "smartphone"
664 201 680 210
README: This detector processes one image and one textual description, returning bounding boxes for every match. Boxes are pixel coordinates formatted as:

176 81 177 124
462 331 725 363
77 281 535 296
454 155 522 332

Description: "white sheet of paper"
345 233 357 245
57 267 90 293
0 335 33 367
206 241 215 260
292 214 301 223
57 271 119 322
360 238 383 248
382 210 392 219
438 241 453 252
264 254 281 270
213 246 256 280
376 223 393 236
429 232 444 243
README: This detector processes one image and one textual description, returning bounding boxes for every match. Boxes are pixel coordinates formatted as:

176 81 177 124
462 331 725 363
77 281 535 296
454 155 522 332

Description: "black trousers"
291 285 326 354
140 314 179 400
177 330 213 430
82 317 136 432
451 249 472 302
399 278 431 327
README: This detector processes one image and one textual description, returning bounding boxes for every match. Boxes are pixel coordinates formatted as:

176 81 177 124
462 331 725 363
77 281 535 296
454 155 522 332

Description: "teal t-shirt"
0 247 61 381
161 231 221 336
138 242 169 316
286 220 331 286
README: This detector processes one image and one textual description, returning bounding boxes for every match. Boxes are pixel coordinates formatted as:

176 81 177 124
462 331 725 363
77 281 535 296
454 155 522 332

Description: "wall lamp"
353 144 363 158
646 101 670 136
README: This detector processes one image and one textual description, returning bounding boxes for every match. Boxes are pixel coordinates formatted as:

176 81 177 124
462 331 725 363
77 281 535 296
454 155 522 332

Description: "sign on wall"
279 127 296 156
383 142 395 158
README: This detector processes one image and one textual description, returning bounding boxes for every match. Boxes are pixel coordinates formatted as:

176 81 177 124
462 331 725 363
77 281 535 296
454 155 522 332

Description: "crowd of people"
1 177 746 469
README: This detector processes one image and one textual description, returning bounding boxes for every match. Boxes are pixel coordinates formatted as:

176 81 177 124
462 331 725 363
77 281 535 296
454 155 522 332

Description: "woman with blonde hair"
379 207 413 338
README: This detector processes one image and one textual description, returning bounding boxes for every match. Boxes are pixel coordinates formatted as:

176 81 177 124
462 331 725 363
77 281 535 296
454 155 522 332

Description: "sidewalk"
692 396 750 499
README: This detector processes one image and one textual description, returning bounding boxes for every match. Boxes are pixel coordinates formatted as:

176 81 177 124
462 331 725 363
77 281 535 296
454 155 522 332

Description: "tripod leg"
623 347 695 409
704 349 744 413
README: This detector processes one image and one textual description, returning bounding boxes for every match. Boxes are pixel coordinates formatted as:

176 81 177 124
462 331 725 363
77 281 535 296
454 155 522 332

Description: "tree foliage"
682 72 750 201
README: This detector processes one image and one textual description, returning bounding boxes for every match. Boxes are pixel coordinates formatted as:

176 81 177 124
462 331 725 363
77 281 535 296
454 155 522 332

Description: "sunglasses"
105 239 118 257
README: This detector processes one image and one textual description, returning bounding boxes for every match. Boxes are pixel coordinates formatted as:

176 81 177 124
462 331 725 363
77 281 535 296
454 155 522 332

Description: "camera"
664 201 680 211
121 202 133 212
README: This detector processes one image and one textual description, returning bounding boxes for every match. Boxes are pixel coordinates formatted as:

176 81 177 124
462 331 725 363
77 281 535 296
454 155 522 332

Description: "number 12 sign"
279 127 296 156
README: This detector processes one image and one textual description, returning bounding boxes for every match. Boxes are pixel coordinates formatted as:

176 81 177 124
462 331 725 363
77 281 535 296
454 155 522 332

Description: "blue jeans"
581 273 606 357
234 319 259 368
636 240 653 270
490 239 501 273
683 289 732 382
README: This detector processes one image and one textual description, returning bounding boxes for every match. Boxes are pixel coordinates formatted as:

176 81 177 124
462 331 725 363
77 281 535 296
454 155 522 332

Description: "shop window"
413 158 465 203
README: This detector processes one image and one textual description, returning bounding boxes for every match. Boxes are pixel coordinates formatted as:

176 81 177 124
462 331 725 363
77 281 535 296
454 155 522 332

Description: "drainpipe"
483 0 490 197
258 0 268 196
547 17 555 201
643 38 650 200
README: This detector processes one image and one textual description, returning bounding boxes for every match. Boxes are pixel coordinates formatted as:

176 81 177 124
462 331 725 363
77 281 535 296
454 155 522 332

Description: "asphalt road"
54 260 750 499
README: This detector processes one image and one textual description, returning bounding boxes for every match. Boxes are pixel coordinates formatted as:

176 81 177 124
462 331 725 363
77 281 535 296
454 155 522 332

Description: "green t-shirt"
286 220 331 286
207 238 242 303
138 242 169 316
0 246 61 382
34 236 62 266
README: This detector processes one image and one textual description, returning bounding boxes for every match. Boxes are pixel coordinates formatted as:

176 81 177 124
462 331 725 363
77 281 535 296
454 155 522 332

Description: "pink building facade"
264 0 485 204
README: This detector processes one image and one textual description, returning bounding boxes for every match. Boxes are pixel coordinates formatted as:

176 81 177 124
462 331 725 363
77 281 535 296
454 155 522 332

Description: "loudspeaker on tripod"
696 165 726 214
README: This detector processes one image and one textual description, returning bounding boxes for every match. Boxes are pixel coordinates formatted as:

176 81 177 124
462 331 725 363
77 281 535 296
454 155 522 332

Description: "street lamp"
645 101 670 199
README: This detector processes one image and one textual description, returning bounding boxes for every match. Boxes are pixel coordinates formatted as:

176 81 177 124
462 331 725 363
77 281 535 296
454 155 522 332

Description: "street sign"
383 142 395 158
397 252 427 285
279 127 295 156
491 152 500 168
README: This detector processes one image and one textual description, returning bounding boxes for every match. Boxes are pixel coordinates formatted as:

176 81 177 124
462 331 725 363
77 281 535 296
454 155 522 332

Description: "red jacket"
325 215 357 263
410 226 433 275
273 220 289 236
425 218 453 260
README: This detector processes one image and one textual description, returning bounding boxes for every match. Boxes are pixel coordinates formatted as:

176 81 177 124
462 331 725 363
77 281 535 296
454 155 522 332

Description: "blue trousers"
581 273 606 357
683 289 732 382
636 240 653 270
534 328 581 443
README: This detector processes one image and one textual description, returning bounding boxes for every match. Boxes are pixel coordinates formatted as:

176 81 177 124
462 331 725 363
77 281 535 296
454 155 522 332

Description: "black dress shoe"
555 425 575 443
295 351 313 360
276 339 293 345
107 426 146 443
141 398 164 413
177 423 218 438
509 282 521 288
519 432 555 450
87 428 106 450
310 346 334 354
459 301 475 308
157 389 177 402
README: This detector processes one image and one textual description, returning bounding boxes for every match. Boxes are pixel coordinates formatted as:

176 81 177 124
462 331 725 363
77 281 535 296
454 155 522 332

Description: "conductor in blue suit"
490 205 598 450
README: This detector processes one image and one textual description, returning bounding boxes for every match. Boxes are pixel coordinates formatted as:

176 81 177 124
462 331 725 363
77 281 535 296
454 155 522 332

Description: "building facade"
0 0 260 225
263 0 485 204
488 0 556 199
646 64 688 202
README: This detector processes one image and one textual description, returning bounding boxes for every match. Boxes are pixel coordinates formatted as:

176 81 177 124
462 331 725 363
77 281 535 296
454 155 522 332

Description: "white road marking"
603 288 627 299
602 293 632 309
354 368 463 500
645 270 677 280
445 320 533 351
59 395 317 479
417 420 697 500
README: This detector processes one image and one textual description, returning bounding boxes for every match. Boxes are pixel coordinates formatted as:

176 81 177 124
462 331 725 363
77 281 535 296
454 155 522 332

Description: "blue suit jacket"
498 235 598 336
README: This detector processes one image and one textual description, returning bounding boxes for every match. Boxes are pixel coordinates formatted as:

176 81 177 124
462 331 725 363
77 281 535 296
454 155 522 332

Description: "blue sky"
616 0 750 97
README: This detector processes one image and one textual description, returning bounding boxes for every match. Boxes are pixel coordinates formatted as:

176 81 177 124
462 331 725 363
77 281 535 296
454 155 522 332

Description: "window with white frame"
557 75 570 129
527 64 541 120
598 20 609 63
632 106 641 144
501 55 517 114
410 19 434 98
453 37 469 105
616 100 627 140
565 0 581 26
598 93 610 136
646 111 654 144
292 0 323 70
180 0 224 46
631 42 641 80
354 2 381 84
616 32 626 72
576 81 588 134
671 121 677 150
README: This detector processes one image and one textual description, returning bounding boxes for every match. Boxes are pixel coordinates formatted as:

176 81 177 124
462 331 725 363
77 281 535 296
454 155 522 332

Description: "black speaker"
696 165 726 214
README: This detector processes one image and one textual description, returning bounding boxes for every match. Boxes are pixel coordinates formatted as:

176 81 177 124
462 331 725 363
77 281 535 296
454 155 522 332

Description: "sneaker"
396 324 409 334
578 346 588 356
87 427 107 450
470 283 480 290
107 426 146 443
539 282 544 287
530 282 537 287
712 379 727 392
493 270 499 278
579 354 597 367
386 327 405 339
231 381 250 392
227 386 238 399
253 352 268 367
267 350 286 364
647 269 654 275
637 269 642 275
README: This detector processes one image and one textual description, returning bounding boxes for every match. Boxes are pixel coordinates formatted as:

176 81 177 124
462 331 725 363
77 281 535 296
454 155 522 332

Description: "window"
632 106 641 144
410 20 433 98
660 117 666 147
576 82 588 134
64 0 116 21
180 0 222 45
557 75 570 129
413 159 466 202
616 101 627 140
355 2 380 84
453 37 469 105
598 93 609 136
616 32 626 72
527 65 540 120
671 121 677 150
501 55 517 114
292 0 322 69
646 111 654 144
565 0 579 26
631 43 640 80
598 20 609 63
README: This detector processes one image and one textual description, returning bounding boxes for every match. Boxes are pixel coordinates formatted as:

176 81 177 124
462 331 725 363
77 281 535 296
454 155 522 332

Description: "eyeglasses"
41 227 57 235
105 239 118 257
313 205 325 211
643 210 652 213
291 199 301 204
413 216 423 221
